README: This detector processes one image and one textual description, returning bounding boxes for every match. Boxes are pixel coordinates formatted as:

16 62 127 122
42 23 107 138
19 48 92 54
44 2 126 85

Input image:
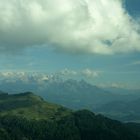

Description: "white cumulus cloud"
81 68 100 78
58 68 100 79
0 0 140 54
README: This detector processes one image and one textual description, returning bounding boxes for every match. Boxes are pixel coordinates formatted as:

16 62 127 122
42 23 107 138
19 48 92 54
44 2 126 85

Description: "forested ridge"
0 92 140 140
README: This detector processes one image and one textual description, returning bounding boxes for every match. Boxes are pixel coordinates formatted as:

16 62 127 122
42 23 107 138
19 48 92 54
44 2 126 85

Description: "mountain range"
95 97 140 122
0 76 140 122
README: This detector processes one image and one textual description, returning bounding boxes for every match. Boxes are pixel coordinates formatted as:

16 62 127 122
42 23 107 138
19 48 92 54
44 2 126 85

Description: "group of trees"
0 110 140 140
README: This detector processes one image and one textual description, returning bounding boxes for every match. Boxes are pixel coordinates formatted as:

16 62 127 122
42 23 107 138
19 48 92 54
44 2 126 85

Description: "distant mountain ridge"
37 79 140 109
95 98 140 122
0 78 140 122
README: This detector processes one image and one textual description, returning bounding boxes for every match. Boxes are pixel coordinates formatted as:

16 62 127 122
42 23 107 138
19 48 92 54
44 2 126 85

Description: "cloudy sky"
0 0 140 88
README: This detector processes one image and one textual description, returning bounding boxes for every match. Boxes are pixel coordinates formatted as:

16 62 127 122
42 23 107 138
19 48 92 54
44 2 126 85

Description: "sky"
0 0 140 89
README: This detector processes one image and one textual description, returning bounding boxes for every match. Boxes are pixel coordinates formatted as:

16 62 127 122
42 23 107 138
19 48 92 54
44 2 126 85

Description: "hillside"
0 92 140 140
95 98 140 122
0 92 71 120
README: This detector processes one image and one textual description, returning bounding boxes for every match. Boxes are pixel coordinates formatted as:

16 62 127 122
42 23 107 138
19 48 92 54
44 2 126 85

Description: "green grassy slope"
0 92 71 120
